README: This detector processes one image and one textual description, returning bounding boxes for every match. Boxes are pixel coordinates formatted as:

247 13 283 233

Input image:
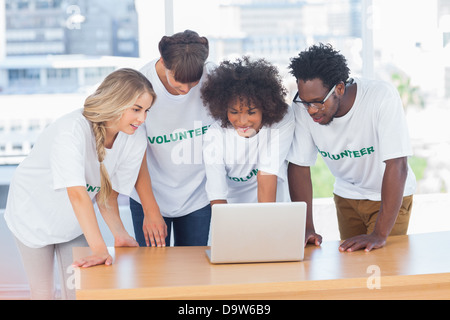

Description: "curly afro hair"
289 43 350 90
201 56 288 128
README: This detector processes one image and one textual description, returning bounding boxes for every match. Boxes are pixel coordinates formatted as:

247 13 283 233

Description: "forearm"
97 190 128 237
210 199 227 206
67 186 107 254
288 163 314 229
257 171 277 202
135 153 161 217
134 153 167 247
373 157 408 238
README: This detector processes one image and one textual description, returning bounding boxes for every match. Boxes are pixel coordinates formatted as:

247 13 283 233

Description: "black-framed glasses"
293 84 337 111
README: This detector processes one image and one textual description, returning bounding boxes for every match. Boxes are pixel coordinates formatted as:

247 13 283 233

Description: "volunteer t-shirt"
203 106 295 203
130 59 215 218
287 78 416 201
4 109 147 248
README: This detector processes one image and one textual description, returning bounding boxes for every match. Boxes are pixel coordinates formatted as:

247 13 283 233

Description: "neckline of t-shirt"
105 131 124 152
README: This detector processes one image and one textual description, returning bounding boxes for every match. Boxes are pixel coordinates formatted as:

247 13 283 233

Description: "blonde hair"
83 68 156 206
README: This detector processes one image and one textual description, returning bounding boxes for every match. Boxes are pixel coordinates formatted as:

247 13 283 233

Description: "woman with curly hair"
201 56 295 205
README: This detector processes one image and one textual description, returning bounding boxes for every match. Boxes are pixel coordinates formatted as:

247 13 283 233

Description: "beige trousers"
333 194 413 240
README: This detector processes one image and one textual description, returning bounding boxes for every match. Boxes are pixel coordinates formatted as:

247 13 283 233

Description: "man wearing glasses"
287 43 416 252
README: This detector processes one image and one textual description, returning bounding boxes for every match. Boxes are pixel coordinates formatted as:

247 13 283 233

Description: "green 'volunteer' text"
227 169 259 182
148 125 210 145
318 146 375 161
86 184 100 193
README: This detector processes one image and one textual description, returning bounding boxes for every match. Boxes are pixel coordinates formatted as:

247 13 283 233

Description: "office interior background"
0 0 450 299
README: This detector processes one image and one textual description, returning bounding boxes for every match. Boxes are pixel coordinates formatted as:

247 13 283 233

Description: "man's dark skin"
289 78 408 252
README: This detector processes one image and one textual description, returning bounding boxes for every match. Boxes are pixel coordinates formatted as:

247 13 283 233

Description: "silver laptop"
205 202 306 264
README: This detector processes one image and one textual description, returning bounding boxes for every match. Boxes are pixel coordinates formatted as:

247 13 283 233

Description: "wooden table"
74 231 450 300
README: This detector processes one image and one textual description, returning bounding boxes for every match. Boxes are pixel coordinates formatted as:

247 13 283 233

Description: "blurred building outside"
1 0 449 196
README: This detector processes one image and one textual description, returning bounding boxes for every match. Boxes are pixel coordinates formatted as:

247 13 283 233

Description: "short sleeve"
376 89 412 162
286 104 318 167
203 123 228 201
110 127 148 196
50 130 86 190
258 106 295 178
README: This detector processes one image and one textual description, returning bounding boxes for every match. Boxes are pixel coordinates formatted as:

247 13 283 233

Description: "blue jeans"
129 198 211 247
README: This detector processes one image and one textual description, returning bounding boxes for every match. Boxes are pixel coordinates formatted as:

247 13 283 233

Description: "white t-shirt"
129 59 215 218
5 109 147 248
287 78 416 201
203 106 295 203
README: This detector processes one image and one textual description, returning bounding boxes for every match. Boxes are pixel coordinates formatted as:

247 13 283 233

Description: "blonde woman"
4 68 156 300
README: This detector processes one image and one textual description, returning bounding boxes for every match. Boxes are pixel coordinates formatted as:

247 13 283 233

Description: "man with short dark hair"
287 43 416 252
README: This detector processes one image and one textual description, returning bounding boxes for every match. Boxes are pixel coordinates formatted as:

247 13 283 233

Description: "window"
1 0 449 197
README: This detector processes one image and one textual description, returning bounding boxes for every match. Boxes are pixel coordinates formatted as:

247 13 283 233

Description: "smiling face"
227 100 263 138
106 92 153 141
118 92 153 134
